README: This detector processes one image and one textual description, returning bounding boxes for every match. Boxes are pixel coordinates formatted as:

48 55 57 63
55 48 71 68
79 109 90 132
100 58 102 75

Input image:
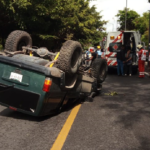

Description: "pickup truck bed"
0 55 97 116
0 30 107 117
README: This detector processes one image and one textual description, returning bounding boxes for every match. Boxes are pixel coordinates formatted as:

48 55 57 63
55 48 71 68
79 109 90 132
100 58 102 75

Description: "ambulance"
101 31 143 70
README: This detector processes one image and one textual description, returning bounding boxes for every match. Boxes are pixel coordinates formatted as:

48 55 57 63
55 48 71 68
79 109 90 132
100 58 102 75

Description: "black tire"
57 40 82 74
5 30 32 52
91 58 107 83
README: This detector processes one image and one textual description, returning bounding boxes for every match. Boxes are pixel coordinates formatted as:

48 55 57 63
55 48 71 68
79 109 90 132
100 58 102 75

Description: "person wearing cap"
84 48 97 71
96 46 102 58
137 44 146 78
85 49 91 67
88 48 97 63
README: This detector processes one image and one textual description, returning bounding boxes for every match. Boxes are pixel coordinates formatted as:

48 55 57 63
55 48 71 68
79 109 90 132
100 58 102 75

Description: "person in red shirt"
137 44 146 78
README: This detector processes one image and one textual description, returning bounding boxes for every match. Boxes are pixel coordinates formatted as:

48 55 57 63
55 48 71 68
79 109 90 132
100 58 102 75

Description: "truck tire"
5 30 32 52
57 40 82 74
91 58 107 83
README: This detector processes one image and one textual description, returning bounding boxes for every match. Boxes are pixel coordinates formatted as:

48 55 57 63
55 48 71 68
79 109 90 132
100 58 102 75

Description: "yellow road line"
50 104 81 150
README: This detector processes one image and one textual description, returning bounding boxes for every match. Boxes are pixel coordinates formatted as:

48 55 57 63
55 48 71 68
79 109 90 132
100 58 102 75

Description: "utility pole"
148 1 150 46
125 0 127 31
110 23 114 32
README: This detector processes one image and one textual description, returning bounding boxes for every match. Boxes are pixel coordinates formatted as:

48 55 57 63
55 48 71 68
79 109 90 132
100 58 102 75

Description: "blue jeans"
117 59 124 75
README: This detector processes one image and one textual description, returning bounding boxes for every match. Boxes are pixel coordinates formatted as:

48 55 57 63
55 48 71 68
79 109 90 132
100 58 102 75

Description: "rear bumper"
0 83 41 116
0 56 67 116
0 83 67 116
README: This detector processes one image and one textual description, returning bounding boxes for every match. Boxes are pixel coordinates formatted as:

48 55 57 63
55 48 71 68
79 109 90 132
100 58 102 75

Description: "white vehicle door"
121 32 124 45
133 32 141 48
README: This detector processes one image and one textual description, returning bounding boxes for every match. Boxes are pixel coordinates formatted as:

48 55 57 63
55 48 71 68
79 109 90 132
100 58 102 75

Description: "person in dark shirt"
126 45 131 53
125 41 132 53
84 49 97 71
116 45 125 76
124 45 132 76
88 49 97 63
124 50 132 76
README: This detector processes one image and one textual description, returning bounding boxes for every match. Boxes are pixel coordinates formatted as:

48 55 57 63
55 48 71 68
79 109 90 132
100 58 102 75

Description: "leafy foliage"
116 8 140 31
0 0 107 51
134 12 149 47
134 12 149 34
116 8 149 47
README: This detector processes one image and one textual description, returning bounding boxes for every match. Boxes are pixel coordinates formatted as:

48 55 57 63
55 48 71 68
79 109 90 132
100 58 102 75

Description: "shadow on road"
0 108 54 121
0 99 81 122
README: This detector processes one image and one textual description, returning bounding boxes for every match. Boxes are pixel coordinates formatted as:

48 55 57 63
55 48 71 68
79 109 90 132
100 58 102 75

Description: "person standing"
148 43 150 76
137 44 146 78
96 46 102 58
84 49 97 71
88 49 97 63
116 45 125 76
124 48 132 76
85 49 91 67
148 43 150 62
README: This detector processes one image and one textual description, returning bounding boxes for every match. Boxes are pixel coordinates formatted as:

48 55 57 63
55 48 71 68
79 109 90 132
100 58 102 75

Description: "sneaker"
129 74 132 76
125 74 127 76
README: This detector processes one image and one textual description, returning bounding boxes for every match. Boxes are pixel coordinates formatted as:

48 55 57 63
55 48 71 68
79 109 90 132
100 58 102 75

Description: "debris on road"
104 91 118 96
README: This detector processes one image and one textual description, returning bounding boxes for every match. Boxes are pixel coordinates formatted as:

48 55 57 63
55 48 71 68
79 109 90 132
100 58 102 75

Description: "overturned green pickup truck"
0 30 107 116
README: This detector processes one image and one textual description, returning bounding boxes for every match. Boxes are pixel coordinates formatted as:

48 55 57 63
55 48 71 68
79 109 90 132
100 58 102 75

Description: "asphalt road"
0 68 150 150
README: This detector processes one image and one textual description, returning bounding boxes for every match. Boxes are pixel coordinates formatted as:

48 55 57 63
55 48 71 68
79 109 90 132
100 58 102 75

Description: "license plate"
9 72 23 82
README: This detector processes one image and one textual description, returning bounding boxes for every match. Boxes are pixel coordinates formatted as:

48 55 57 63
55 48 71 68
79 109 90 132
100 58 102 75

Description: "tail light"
9 106 17 111
43 78 52 92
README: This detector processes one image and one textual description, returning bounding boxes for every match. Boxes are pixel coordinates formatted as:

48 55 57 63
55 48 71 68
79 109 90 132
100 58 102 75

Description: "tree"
0 0 19 47
0 0 107 50
133 12 149 34
116 8 140 31
133 12 149 46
